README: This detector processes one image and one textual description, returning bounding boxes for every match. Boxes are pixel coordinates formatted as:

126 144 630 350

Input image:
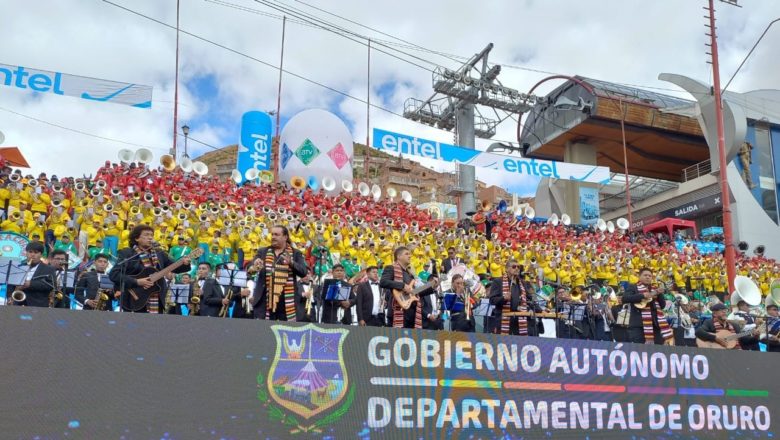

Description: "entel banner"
0 63 152 108
1 307 775 439
373 128 611 184
236 111 273 183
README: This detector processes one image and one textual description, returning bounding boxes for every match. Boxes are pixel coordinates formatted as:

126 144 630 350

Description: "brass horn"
160 154 176 172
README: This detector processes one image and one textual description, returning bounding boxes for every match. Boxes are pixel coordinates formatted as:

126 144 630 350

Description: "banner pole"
273 16 286 183
365 39 371 180
172 0 181 159
619 97 632 225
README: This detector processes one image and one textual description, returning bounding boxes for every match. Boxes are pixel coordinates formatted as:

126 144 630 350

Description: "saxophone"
49 272 64 308
191 280 202 316
164 285 176 314
94 273 110 310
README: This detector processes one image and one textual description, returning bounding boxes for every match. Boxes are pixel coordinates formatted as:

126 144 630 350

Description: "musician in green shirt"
53 233 78 255
169 236 192 261
88 238 112 260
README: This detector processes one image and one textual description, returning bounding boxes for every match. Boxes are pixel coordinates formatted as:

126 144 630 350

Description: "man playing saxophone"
9 242 57 307
75 254 112 310
191 262 212 316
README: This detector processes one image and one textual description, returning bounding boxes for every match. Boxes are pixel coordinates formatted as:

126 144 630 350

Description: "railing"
681 159 711 182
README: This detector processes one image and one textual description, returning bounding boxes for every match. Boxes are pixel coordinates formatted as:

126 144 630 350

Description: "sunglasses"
510 265 520 269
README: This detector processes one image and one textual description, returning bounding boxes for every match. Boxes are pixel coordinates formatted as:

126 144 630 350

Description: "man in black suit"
250 225 309 321
441 247 462 274
9 242 57 307
489 260 537 335
320 264 355 325
421 283 444 331
356 266 384 327
75 253 112 310
109 225 191 313
47 249 74 308
380 246 437 329
200 263 241 317
622 267 672 345
220 262 251 319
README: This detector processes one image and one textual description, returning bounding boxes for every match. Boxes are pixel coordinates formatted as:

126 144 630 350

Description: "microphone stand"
313 248 327 323
114 251 144 313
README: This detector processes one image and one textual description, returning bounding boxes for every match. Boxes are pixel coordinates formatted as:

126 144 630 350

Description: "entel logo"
380 133 442 159
249 134 269 169
0 65 64 94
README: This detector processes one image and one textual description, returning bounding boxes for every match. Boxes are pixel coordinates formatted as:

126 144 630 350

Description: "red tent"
0 147 30 168
642 217 697 238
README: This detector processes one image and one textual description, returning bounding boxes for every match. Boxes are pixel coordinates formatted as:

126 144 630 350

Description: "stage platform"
0 307 775 439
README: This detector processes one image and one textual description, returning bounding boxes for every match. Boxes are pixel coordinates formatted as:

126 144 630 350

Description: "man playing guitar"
695 303 757 349
109 225 191 313
380 246 437 329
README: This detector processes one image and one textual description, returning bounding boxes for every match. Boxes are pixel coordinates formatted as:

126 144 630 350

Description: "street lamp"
182 124 190 158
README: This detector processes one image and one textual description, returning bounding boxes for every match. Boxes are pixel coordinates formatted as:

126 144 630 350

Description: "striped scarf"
391 263 422 329
264 245 297 321
133 245 160 268
714 319 741 349
500 276 527 336
638 283 673 344
147 294 159 314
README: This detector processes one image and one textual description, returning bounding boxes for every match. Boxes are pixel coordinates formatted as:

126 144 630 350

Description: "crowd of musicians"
7 223 779 353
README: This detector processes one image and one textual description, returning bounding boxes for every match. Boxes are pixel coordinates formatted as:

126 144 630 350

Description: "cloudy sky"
1 0 778 196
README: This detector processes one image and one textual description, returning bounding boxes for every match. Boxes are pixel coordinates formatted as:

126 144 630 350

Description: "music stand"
473 298 495 334
2 260 28 287
324 281 351 301
59 270 78 289
99 278 115 291
558 302 586 337
217 270 248 288
442 293 465 313
169 284 191 305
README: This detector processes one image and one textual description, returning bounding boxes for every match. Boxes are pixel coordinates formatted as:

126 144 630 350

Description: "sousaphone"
290 176 307 190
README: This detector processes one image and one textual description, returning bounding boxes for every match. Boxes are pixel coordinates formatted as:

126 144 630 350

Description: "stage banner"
579 186 600 225
0 307 776 439
373 128 611 184
236 111 273 184
0 63 152 108
278 109 354 195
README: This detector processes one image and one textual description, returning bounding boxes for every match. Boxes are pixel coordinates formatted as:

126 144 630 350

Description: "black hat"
710 303 727 312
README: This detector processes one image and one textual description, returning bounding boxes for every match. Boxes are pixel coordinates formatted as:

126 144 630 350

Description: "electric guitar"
123 248 203 312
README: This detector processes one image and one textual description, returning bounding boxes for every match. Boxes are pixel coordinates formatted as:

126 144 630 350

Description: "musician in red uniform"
109 225 191 313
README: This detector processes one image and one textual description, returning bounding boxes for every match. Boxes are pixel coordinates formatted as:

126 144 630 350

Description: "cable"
0 105 165 151
252 0 443 71
102 0 406 120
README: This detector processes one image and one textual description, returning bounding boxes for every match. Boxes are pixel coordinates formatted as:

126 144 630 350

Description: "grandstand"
1 155 778 311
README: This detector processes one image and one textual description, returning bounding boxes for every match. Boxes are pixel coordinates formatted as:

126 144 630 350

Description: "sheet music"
217 270 248 288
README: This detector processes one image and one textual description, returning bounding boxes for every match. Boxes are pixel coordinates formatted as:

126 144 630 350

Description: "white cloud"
1 0 777 189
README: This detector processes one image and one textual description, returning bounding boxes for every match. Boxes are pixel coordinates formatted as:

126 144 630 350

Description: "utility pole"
403 43 538 218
